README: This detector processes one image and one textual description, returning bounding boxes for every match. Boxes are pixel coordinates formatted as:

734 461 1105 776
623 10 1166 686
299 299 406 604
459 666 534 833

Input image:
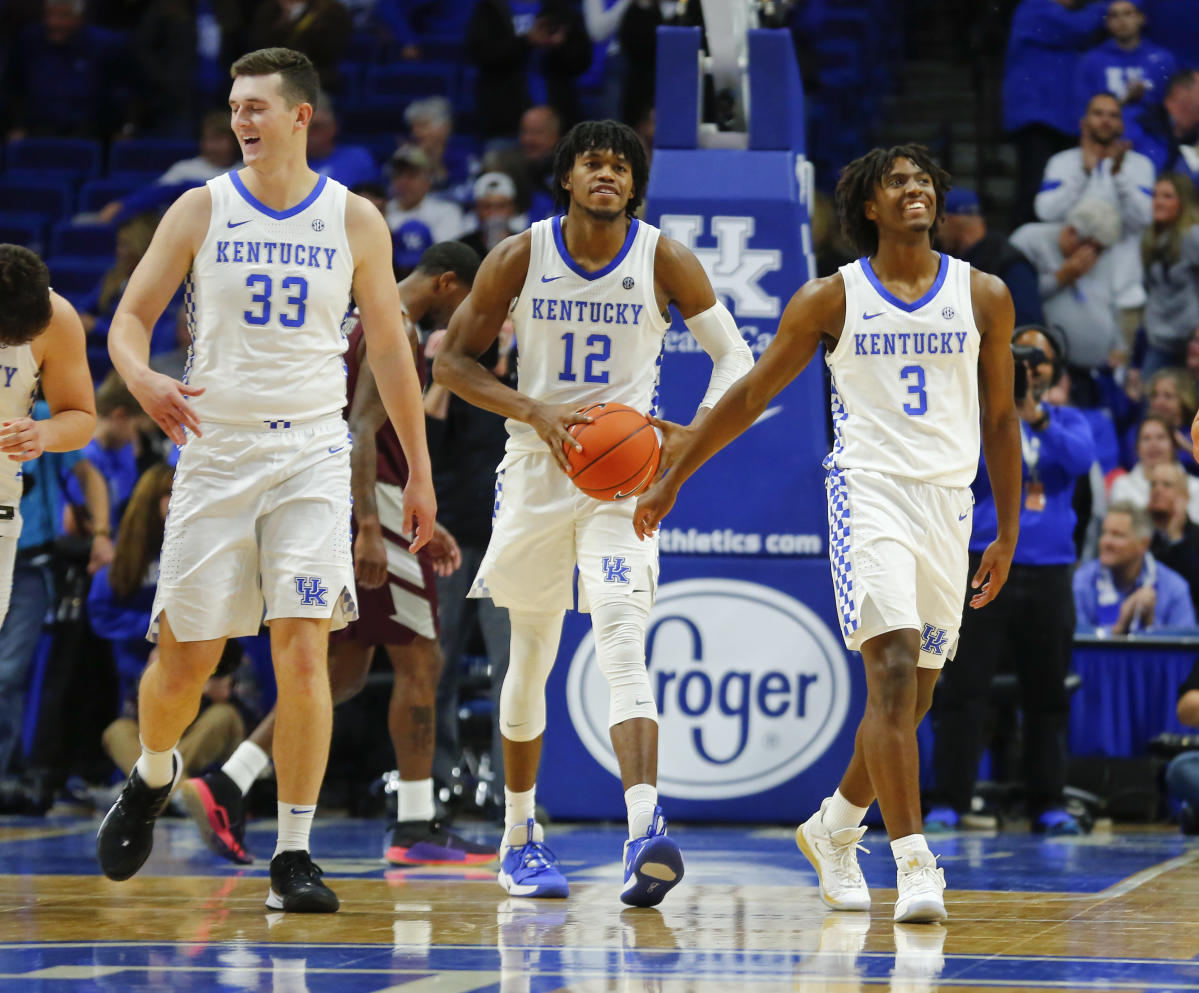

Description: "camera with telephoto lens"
1011 343 1050 404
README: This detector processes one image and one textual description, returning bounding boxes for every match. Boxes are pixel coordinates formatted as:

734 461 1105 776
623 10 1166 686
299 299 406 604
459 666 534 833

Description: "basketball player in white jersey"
636 145 1023 924
0 245 96 627
97 48 436 913
435 120 753 905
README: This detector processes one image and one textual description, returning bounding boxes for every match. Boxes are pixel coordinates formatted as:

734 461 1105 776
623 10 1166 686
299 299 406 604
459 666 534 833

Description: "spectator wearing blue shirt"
1003 0 1106 225
307 100 381 191
1074 500 1198 633
1127 69 1199 180
62 373 142 538
1164 657 1199 834
930 325 1096 836
1075 1 1176 116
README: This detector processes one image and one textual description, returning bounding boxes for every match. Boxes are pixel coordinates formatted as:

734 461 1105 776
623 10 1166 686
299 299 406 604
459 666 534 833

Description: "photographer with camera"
928 325 1096 835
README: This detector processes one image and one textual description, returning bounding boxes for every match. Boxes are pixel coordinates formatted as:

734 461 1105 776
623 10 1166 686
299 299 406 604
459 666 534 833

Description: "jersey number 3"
900 364 927 416
244 274 308 328
559 331 611 384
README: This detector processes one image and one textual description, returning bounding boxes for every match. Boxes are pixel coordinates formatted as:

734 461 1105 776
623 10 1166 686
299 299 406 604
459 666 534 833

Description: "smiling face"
228 73 309 167
1137 418 1174 466
865 157 937 239
562 147 635 223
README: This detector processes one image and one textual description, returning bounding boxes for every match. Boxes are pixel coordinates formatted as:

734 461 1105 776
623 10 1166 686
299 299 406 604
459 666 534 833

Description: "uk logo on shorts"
295 576 329 607
921 623 949 655
602 556 631 584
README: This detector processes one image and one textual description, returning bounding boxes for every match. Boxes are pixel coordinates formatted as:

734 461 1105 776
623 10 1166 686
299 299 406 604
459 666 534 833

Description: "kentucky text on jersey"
2 366 23 388
213 240 338 269
853 331 970 356
530 297 645 325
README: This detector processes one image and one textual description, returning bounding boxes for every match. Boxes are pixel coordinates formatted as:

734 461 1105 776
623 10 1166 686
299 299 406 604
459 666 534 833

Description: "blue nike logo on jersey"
227 219 252 228
328 446 345 455
541 274 564 282
863 311 884 320
958 511 969 521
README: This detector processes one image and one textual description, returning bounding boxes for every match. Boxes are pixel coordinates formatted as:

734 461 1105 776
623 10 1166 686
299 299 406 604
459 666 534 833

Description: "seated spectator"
1074 500 1197 634
63 372 143 537
1011 197 1130 385
384 145 466 269
1139 173 1199 376
1126 69 1199 179
77 214 158 376
97 110 241 225
1139 368 1198 469
1035 93 1155 310
246 0 352 96
1147 460 1199 611
517 105 562 221
460 172 525 258
405 96 475 195
938 188 1044 326
1165 657 1199 833
1111 414 1199 518
1075 1 1176 115
307 97 380 190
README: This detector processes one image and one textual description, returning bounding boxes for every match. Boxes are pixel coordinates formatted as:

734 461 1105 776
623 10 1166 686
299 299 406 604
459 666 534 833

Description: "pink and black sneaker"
180 770 253 865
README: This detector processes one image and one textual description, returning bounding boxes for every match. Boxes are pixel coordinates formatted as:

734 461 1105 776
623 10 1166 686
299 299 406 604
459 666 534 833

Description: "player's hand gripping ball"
563 402 660 501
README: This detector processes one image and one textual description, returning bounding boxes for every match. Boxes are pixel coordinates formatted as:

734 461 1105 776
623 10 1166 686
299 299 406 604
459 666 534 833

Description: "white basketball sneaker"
796 799 871 911
893 853 947 924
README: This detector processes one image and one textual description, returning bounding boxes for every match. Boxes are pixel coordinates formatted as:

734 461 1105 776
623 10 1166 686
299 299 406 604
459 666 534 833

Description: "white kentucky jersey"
505 215 670 454
825 254 981 488
184 171 354 426
0 342 39 504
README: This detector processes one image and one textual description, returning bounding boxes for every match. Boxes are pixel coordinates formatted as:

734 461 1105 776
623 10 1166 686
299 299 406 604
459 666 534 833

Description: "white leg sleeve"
499 610 564 742
590 592 657 727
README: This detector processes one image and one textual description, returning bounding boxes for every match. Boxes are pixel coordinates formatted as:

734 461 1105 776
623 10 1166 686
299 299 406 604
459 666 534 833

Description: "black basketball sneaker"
96 751 183 881
266 850 340 913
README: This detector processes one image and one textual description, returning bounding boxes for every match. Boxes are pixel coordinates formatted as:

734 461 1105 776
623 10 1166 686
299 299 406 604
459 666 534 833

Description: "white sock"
134 738 178 789
503 786 537 846
222 740 271 796
891 832 934 872
274 801 316 857
822 790 870 832
396 777 435 823
625 783 657 838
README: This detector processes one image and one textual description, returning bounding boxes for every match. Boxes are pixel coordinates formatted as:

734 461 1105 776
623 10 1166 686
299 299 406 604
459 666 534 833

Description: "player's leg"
96 615 223 880
177 700 245 774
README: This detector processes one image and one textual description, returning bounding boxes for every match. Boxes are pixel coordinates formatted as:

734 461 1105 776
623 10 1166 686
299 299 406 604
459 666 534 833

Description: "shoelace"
824 836 870 886
898 862 944 890
276 853 325 884
515 840 559 873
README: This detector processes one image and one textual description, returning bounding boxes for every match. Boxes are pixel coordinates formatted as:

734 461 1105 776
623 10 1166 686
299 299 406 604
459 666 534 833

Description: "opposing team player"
0 245 96 627
434 120 754 905
97 48 436 913
635 145 1022 923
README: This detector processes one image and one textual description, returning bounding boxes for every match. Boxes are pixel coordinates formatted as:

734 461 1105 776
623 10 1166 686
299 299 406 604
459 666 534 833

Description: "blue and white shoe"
498 818 569 899
620 806 684 907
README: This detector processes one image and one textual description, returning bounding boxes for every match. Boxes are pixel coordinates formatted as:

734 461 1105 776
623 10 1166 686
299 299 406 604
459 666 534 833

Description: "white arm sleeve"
684 301 755 410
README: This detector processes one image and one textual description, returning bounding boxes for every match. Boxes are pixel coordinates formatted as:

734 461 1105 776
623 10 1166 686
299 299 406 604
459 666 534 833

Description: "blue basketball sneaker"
620 806 684 907
498 819 568 898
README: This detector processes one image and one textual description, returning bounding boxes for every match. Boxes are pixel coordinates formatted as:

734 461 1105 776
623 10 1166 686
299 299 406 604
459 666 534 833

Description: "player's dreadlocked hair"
835 145 951 257
552 120 648 218
0 244 53 347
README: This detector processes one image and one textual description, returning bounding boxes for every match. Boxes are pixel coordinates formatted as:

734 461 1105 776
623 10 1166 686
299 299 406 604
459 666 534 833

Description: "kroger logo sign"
565 579 851 800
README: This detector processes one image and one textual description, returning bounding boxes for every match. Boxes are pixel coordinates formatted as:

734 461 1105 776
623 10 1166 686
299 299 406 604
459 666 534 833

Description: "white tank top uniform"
825 254 981 666
471 216 670 613
152 171 358 642
0 342 39 536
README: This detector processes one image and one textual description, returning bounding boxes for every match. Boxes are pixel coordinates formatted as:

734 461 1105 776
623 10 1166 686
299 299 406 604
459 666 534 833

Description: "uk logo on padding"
921 623 949 655
602 556 631 583
295 576 329 606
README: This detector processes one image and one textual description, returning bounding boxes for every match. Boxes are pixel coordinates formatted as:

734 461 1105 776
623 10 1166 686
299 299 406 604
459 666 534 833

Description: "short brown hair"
230 48 319 109
0 244 52 346
95 370 139 418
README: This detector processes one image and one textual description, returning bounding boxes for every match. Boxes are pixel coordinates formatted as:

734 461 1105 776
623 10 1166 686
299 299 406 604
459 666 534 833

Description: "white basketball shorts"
469 450 659 614
150 417 357 643
825 468 973 669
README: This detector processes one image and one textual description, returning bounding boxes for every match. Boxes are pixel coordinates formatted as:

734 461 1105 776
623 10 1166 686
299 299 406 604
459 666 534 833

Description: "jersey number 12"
558 331 611 384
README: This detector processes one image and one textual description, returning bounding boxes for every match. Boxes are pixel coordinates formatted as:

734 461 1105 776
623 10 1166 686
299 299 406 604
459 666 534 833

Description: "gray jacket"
1143 226 1199 351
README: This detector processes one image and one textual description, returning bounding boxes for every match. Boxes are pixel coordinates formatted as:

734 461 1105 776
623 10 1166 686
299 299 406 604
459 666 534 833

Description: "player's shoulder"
967 266 1008 301
482 228 533 280
791 271 847 309
32 291 85 366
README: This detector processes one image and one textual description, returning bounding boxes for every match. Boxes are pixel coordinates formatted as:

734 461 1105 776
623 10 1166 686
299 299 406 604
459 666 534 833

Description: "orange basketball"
563 402 660 501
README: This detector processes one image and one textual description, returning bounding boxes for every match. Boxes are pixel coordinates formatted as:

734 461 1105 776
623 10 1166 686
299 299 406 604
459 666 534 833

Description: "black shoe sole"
265 887 340 913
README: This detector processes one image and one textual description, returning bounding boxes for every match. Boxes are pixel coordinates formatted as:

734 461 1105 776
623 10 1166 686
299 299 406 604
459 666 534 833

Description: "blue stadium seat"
417 35 466 62
0 212 48 254
76 176 145 214
362 61 459 106
5 138 102 182
44 257 109 303
340 132 401 169
51 221 116 258
0 177 76 223
107 138 197 178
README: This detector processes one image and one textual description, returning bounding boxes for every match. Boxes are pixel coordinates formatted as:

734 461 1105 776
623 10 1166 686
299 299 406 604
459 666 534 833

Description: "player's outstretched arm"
432 231 592 473
971 269 1021 609
348 192 437 552
1 294 95 462
634 273 845 539
109 188 209 445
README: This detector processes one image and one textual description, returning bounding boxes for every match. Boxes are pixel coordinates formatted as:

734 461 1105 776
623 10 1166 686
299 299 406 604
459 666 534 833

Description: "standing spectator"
938 188 1044 326
1127 69 1199 179
466 0 593 140
1139 174 1199 375
1075 1 1176 115
460 172 525 259
517 105 562 221
1002 0 1106 225
246 0 353 96
1011 197 1129 383
307 99 380 190
385 146 467 270
1147 460 1199 612
1074 501 1197 634
1035 92 1156 310
1165 658 1199 833
929 325 1095 836
1141 367 1198 468
1110 414 1199 519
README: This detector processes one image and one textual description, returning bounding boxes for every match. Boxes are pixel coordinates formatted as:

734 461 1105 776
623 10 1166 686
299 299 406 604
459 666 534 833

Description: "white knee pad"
499 610 564 742
591 592 657 727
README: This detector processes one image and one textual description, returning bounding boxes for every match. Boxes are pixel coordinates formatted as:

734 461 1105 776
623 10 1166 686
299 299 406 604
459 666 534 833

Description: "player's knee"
864 649 919 716
499 610 562 740
591 595 655 725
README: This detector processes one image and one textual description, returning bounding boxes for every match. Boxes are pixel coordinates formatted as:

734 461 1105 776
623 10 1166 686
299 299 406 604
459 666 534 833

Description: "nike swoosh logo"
289 807 314 815
863 311 884 320
541 274 564 283
328 446 345 454
634 699 652 706
958 511 969 521
227 219 252 228
504 721 526 729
